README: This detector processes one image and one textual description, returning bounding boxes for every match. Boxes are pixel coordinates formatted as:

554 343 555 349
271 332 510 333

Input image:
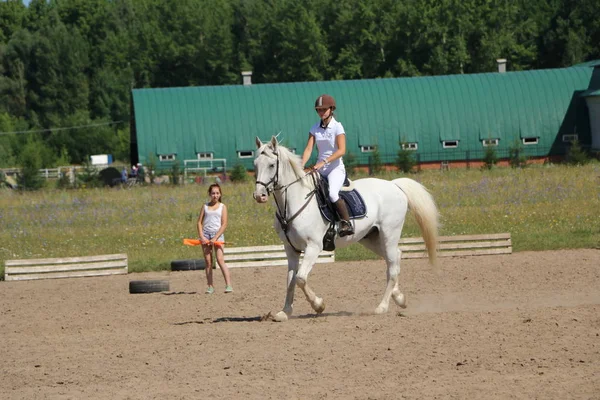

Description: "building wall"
131 66 597 171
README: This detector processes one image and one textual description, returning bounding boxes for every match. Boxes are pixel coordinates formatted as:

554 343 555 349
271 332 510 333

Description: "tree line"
0 0 598 170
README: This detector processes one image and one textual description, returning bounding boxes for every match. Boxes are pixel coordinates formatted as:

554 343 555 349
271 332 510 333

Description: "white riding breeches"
321 165 346 203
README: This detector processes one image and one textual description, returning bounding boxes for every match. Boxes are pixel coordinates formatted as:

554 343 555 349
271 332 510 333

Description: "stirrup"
338 220 354 237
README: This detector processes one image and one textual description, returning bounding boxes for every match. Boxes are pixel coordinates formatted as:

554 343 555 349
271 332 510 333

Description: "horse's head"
253 136 279 203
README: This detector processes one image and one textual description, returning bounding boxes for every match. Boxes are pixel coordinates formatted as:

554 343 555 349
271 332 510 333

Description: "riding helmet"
315 94 336 110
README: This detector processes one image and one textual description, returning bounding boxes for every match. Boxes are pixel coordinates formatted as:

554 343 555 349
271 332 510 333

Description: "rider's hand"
313 162 325 170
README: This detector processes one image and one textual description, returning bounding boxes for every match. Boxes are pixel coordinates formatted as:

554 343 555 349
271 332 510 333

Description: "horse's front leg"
295 244 325 315
274 245 301 322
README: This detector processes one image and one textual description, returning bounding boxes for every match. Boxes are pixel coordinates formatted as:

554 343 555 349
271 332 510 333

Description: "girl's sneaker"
224 285 233 293
205 287 214 294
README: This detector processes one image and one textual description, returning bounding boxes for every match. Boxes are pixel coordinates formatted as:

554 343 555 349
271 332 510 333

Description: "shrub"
16 137 45 191
396 143 416 173
565 139 589 165
77 161 103 188
170 162 181 185
229 163 248 182
145 153 157 185
369 148 383 175
509 140 527 168
482 146 498 170
18 164 44 190
55 171 72 189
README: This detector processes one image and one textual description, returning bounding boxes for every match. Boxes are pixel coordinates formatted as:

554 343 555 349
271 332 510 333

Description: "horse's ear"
270 136 278 151
255 136 263 149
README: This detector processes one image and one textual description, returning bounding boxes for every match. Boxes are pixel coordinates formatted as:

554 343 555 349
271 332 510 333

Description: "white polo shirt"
309 117 346 169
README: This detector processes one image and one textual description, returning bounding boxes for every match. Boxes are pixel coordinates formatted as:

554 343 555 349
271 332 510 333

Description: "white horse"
253 136 439 322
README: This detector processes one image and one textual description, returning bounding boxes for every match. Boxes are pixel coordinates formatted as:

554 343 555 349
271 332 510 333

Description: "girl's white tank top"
203 203 223 233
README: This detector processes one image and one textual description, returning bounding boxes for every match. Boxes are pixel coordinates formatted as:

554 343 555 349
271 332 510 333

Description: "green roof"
132 66 595 167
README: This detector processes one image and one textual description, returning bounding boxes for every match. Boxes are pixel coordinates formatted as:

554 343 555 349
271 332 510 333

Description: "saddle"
314 174 367 223
312 173 367 251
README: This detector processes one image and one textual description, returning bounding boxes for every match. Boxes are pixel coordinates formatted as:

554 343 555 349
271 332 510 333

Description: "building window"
562 134 578 143
401 142 418 151
442 140 459 149
237 150 254 158
197 152 213 160
522 137 538 145
482 139 499 147
159 154 176 161
360 145 377 153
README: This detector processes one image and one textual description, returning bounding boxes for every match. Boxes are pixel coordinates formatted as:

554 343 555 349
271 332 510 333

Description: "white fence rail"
399 233 512 259
225 245 335 268
1 165 108 180
4 253 128 281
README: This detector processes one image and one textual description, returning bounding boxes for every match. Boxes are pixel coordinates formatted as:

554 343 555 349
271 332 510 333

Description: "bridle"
254 151 281 194
255 151 317 253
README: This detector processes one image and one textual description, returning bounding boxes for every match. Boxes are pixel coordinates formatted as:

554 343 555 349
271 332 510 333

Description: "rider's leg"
327 168 354 237
334 198 354 237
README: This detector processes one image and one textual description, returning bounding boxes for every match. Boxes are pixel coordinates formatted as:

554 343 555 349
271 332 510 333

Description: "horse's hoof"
374 305 388 314
273 311 289 322
393 292 407 308
314 298 325 314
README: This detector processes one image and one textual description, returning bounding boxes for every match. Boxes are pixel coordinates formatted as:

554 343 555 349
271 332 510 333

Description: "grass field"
1 163 599 277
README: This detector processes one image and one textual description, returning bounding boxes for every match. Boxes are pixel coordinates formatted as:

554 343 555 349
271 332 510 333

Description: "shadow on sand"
172 311 356 325
162 291 198 296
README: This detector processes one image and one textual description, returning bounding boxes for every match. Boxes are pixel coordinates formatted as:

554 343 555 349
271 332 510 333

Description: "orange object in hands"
183 239 204 246
183 239 227 247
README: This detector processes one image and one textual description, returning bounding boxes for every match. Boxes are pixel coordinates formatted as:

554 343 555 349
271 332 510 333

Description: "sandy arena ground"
1 249 599 400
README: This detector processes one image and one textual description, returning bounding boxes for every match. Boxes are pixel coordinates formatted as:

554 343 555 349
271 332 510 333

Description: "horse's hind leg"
295 245 325 314
360 236 406 314
391 263 407 308
374 245 403 314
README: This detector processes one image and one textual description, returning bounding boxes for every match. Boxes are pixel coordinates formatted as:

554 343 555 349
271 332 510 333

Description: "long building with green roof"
131 63 599 172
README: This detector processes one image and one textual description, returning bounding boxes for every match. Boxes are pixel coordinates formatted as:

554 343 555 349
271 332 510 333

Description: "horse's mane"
259 141 313 188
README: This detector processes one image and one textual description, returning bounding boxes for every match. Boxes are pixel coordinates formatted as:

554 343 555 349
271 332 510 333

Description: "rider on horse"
301 94 355 237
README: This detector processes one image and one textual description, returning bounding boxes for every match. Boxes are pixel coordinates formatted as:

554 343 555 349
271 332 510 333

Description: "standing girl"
301 94 354 237
197 183 233 294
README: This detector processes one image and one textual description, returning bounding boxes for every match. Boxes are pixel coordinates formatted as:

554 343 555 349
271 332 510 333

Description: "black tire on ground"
129 280 170 294
170 259 207 271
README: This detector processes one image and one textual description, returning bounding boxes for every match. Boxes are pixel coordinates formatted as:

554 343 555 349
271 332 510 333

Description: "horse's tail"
393 178 440 266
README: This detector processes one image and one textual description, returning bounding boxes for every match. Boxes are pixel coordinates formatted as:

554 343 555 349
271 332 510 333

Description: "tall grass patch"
1 163 598 277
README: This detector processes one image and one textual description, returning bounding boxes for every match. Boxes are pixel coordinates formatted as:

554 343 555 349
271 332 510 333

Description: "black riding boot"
334 199 354 237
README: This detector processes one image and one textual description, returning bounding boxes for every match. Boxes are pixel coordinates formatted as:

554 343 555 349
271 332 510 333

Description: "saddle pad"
318 189 367 222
